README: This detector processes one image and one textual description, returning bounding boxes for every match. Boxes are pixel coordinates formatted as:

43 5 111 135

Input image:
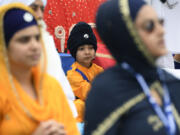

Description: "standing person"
0 0 77 117
84 0 180 135
0 3 80 135
67 22 104 122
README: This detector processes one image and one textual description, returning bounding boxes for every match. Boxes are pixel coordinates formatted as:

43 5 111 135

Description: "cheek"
139 32 155 50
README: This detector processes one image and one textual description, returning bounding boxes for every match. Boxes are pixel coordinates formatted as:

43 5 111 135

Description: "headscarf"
3 8 38 46
0 0 47 7
96 0 158 74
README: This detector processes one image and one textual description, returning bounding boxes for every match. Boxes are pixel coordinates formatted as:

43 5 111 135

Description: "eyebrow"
16 33 40 39
30 3 44 8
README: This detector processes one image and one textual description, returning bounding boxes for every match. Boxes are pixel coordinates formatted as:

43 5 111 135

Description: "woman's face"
7 25 42 69
135 5 168 58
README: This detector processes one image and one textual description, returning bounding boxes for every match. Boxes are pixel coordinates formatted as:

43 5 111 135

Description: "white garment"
40 20 77 117
156 53 175 69
0 0 47 6
164 68 180 79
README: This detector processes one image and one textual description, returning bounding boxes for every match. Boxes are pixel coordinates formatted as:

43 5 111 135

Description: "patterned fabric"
44 0 116 69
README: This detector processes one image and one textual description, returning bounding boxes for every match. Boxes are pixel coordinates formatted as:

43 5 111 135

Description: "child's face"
76 44 95 68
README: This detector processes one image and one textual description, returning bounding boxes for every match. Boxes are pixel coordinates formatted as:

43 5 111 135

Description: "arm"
67 70 91 101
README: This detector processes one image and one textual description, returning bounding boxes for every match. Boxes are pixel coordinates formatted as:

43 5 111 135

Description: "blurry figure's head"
96 0 167 66
67 22 97 60
135 5 167 59
29 0 44 20
3 6 42 68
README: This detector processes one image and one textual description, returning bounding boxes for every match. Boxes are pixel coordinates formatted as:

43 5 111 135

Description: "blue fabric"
77 123 84 135
174 61 180 69
75 69 90 82
129 0 146 21
59 53 75 74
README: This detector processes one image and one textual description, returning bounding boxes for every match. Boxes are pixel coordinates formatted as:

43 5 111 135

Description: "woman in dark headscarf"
84 0 180 135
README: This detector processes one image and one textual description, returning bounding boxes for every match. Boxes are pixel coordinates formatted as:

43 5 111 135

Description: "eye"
78 46 84 51
17 36 30 43
159 19 164 26
88 45 94 50
40 6 44 12
35 34 41 41
143 20 155 33
31 5 38 12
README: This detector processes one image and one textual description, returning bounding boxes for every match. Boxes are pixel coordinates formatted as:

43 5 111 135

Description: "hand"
32 120 67 135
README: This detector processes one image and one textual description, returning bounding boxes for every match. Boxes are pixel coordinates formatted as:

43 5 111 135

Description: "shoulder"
92 63 104 71
91 64 136 93
43 74 60 84
42 74 66 95
85 65 142 134
86 64 140 111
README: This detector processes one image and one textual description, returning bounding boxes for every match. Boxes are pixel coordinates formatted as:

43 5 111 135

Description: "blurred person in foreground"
0 0 77 117
0 3 80 135
84 0 180 135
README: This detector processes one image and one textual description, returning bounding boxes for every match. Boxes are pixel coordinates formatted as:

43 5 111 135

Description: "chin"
29 61 40 67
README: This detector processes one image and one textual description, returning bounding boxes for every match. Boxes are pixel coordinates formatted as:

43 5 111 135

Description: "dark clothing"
174 61 180 69
84 64 180 135
85 0 180 134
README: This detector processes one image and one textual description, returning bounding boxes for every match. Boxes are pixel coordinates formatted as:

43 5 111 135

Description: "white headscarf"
0 0 47 6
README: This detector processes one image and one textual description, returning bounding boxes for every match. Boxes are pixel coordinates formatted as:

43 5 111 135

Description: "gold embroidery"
92 93 145 135
96 53 114 59
147 115 163 131
118 0 155 65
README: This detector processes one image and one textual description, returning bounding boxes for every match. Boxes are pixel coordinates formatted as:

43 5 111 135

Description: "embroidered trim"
96 53 114 59
91 80 180 135
118 0 155 65
92 93 145 135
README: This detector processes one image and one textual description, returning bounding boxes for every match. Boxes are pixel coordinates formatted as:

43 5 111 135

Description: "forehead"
135 5 158 23
13 25 40 37
31 0 43 6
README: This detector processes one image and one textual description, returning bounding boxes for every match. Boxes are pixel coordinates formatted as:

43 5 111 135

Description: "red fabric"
44 0 116 69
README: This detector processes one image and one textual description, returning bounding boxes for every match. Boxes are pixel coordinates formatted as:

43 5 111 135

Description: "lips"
29 53 41 60
158 39 165 47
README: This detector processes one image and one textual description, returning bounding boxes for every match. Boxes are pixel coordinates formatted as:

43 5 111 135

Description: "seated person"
67 22 104 122
0 3 80 135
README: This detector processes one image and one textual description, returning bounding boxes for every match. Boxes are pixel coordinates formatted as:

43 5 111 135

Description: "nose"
30 38 41 51
36 8 43 20
157 22 165 37
84 48 90 54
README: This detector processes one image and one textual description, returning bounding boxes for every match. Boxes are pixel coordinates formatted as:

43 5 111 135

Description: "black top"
84 64 180 135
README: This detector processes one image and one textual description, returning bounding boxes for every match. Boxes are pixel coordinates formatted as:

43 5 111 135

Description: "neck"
10 65 33 85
